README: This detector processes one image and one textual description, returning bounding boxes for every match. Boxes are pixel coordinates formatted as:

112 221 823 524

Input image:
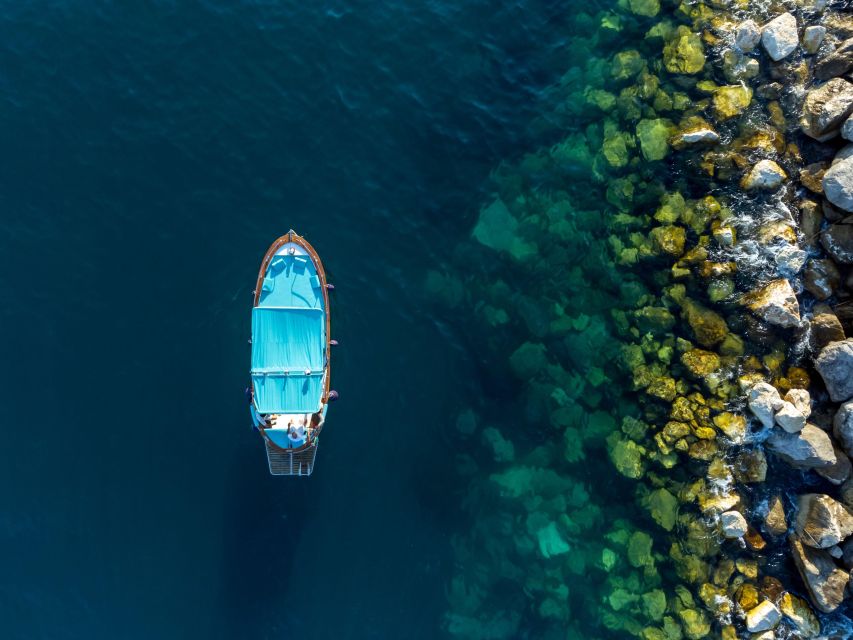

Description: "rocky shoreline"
432 1 853 638
670 1 853 636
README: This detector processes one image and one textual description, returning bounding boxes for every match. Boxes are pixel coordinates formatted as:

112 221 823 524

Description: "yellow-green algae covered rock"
681 299 728 347
636 118 675 161
677 608 710 640
627 530 655 568
680 348 720 379
779 592 820 637
629 0 660 17
607 432 646 479
650 225 686 257
712 85 753 121
644 487 679 531
612 49 647 81
712 412 746 443
663 27 705 75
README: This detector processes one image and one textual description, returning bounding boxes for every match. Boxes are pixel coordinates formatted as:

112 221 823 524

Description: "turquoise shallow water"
0 1 592 638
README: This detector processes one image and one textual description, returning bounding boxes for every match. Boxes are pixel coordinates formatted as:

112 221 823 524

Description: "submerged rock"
779 592 820 637
627 0 659 17
536 521 570 559
734 19 761 53
650 225 685 257
761 12 798 62
790 535 851 613
636 118 674 161
804 258 841 299
680 348 719 380
508 342 548 379
720 510 748 539
765 495 788 536
713 85 753 121
795 493 853 548
801 78 853 141
741 159 786 191
744 279 800 328
774 243 807 276
822 159 853 214
766 424 836 469
663 27 705 75
815 339 853 402
682 300 728 347
713 412 747 443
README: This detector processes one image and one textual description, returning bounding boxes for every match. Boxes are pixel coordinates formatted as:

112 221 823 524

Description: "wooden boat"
249 230 332 476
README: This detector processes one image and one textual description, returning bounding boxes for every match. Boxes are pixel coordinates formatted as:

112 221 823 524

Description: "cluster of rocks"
431 1 853 639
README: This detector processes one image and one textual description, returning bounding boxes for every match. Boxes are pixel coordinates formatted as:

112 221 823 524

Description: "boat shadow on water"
218 448 311 636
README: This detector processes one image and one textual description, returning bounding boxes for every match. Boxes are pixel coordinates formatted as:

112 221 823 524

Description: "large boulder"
761 12 798 61
822 158 853 214
790 535 850 613
744 279 801 328
834 401 853 457
815 37 853 81
815 339 853 402
795 493 853 548
766 424 836 469
801 78 853 141
748 382 784 429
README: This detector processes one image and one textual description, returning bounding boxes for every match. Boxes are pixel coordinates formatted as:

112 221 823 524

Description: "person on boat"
288 423 306 448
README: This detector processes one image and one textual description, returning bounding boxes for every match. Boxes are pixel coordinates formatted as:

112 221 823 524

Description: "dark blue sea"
0 1 577 638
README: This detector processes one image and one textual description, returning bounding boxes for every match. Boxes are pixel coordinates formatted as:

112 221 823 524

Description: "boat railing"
265 439 318 476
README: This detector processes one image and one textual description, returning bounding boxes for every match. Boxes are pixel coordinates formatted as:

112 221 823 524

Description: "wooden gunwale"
252 230 331 455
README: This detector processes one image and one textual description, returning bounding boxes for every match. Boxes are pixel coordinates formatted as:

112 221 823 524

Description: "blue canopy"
251 250 326 414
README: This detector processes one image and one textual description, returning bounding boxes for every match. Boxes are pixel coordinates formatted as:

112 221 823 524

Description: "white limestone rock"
823 156 853 213
785 388 812 418
720 510 749 538
742 159 787 190
735 19 761 52
749 382 784 429
776 401 807 433
762 13 799 62
746 600 782 632
803 25 826 54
